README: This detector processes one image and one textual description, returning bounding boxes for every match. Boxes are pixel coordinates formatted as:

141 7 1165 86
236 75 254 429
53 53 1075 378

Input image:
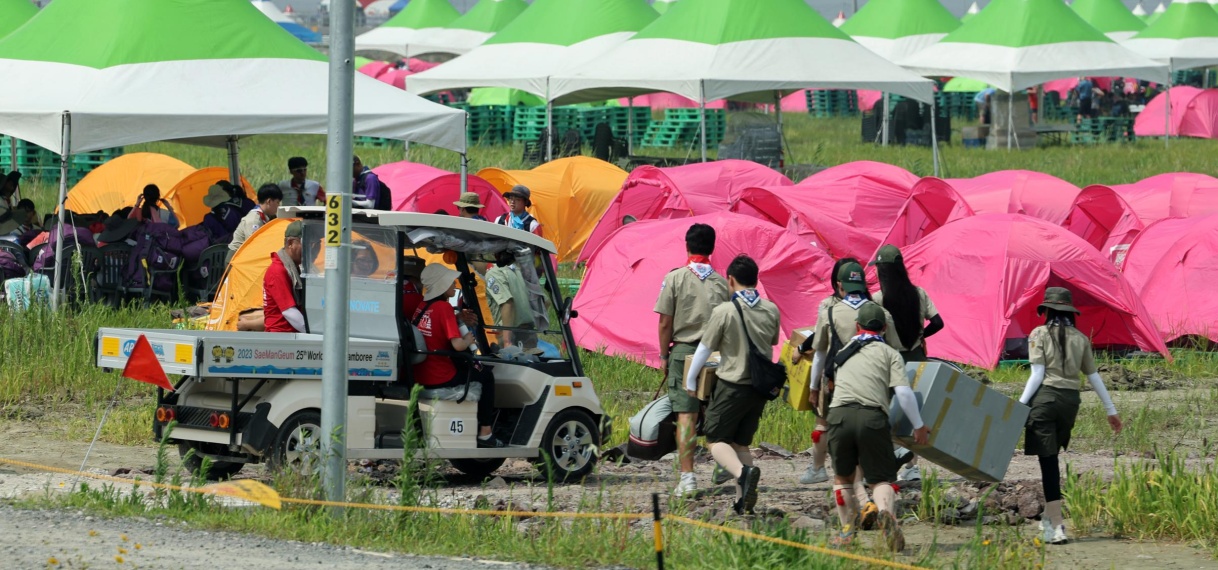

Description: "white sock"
873 483 896 515
853 467 869 505
680 471 695 483
710 442 744 479
833 484 860 531
735 447 753 468
811 429 828 470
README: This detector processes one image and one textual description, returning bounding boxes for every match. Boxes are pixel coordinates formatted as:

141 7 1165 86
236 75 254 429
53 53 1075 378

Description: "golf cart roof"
280 207 557 255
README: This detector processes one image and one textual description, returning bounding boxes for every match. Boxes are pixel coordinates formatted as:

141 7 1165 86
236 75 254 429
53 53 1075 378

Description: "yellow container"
781 328 815 412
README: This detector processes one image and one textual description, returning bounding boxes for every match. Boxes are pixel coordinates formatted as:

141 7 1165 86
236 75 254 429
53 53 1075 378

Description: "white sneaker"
1050 524 1069 545
799 465 829 485
1040 519 1054 543
897 465 921 482
711 464 733 485
673 474 697 498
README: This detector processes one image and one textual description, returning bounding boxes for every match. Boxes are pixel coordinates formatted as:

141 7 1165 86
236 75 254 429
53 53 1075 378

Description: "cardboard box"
683 352 720 401
888 362 1030 483
781 327 816 411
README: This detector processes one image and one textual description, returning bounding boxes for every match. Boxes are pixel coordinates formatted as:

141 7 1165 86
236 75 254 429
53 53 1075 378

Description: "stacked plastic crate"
512 106 579 143
807 90 859 118
466 104 512 145
639 109 725 148
0 137 123 186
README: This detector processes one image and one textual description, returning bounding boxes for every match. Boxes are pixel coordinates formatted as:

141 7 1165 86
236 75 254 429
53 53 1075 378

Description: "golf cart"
95 209 606 481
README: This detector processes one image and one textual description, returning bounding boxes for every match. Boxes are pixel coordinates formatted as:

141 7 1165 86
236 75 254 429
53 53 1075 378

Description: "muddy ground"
2 418 1217 570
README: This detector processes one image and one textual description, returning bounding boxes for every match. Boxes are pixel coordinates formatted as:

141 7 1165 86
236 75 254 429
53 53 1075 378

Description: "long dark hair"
831 257 868 300
141 184 161 221
1044 308 1076 361
876 260 923 349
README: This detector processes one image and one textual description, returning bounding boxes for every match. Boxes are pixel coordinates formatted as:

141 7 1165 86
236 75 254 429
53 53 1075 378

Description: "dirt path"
1 421 1215 570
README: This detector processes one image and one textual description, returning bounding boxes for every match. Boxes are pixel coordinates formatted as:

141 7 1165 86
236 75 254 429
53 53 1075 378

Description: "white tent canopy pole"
51 113 70 310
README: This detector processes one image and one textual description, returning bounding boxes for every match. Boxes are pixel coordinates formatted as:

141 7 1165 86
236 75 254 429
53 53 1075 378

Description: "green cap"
869 244 902 266
1037 287 1080 314
836 261 867 294
856 301 886 331
284 220 304 239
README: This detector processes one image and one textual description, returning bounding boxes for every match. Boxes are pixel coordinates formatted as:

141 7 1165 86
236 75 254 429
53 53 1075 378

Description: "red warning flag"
122 335 174 392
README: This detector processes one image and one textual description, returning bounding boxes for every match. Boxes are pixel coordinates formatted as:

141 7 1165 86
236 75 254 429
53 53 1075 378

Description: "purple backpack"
0 250 25 281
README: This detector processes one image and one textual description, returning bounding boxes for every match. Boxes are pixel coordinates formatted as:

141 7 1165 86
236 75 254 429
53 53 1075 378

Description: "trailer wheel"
178 443 245 481
537 409 600 481
269 410 324 476
450 458 507 480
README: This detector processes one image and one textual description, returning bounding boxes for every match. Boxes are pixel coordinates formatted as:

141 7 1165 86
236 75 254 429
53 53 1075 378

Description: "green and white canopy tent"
1123 0 1218 138
406 0 529 57
409 0 659 98
354 0 461 58
0 0 36 39
1071 0 1146 41
653 0 679 13
550 0 936 161
0 0 465 306
1147 2 1167 24
1132 3 1148 17
839 0 959 63
962 2 981 22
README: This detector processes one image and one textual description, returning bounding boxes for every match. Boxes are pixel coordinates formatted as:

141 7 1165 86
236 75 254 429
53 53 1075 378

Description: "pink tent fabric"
580 160 793 263
572 212 835 368
857 90 883 112
1109 173 1218 224
779 91 809 112
1134 87 1218 138
372 161 509 219
878 177 975 249
945 170 1081 224
1063 185 1144 263
1042 77 1134 98
732 161 918 260
900 213 1169 367
616 93 728 110
1120 214 1218 343
358 61 393 79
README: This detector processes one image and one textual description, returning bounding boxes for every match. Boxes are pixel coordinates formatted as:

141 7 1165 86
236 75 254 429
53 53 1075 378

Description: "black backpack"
374 179 393 211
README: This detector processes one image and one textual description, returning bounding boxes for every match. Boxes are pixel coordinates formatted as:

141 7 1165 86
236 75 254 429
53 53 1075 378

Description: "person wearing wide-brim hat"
1018 286 1123 546
493 185 542 237
407 264 506 448
453 192 488 222
96 214 140 245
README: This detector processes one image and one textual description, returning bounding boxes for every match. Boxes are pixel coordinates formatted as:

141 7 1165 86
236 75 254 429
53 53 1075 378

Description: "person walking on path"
1018 287 1122 545
655 223 730 498
684 254 780 515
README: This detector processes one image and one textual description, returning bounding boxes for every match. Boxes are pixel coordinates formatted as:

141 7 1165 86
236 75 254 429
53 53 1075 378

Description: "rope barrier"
1 456 928 570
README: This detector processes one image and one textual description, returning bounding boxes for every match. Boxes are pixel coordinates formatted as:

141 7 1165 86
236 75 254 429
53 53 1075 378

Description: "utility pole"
321 0 355 505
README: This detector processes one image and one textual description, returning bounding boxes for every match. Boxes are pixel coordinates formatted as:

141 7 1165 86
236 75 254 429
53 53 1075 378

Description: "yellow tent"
478 157 627 263
64 153 254 228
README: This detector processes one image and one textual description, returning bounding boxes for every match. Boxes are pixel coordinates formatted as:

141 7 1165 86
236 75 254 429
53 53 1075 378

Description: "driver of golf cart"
384 263 507 448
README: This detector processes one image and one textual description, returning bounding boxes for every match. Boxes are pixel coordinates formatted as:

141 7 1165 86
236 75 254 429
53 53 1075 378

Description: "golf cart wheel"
269 410 324 476
537 409 600 481
178 442 245 481
450 458 507 480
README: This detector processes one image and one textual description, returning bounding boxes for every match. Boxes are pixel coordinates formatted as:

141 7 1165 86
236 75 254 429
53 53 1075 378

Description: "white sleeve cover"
1087 372 1118 416
684 343 713 392
1018 364 1046 405
893 386 925 430
283 307 307 333
809 350 826 389
352 198 374 209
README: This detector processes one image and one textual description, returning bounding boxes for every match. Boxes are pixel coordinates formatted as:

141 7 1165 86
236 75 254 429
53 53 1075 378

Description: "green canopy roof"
1130 0 1218 41
840 0 959 40
382 0 460 30
0 0 322 67
0 0 36 40
961 2 980 22
653 0 679 13
942 0 1111 48
1071 0 1146 38
467 87 544 106
486 0 658 47
449 0 527 33
630 0 856 44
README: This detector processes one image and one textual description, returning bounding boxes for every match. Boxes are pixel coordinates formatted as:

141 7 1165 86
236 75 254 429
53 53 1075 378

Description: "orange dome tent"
478 157 627 263
169 167 256 227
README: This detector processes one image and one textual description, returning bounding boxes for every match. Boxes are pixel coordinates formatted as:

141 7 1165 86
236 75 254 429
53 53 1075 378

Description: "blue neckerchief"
842 293 867 310
851 332 885 343
509 212 530 230
734 289 761 307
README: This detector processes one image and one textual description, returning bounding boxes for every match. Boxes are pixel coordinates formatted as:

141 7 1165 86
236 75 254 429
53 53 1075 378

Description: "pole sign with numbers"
325 193 342 269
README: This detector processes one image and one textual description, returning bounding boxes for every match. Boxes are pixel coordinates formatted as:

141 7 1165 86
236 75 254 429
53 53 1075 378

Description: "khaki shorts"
703 380 767 446
666 343 700 414
827 404 897 485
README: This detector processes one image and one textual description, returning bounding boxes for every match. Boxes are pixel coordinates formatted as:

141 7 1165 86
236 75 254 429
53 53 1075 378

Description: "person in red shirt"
400 254 425 318
263 221 306 333
410 263 503 447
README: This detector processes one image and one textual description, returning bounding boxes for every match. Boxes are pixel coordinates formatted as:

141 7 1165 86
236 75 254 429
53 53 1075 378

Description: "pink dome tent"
877 177 975 249
371 161 508 219
1120 215 1218 344
1133 87 1218 139
1063 185 1144 263
359 61 394 79
732 161 918 260
945 170 1081 224
579 160 793 263
900 214 1169 368
1109 173 1218 224
572 212 835 368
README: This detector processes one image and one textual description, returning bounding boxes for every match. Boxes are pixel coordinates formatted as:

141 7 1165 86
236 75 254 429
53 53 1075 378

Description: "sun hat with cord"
1037 287 1080 315
453 192 485 209
202 184 231 209
503 185 532 207
421 264 460 301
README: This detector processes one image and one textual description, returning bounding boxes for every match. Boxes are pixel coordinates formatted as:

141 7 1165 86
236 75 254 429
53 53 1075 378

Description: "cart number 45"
449 420 464 435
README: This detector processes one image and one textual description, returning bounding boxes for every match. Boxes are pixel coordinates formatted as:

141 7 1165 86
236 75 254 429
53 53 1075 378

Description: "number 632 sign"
324 194 343 269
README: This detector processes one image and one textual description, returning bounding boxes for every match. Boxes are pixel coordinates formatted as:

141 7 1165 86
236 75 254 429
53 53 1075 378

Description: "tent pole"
51 113 71 311
699 82 708 163
460 152 468 195
1165 63 1173 148
545 85 553 163
930 99 941 178
1006 89 1014 151
226 136 241 185
881 93 890 146
627 96 635 156
774 91 784 167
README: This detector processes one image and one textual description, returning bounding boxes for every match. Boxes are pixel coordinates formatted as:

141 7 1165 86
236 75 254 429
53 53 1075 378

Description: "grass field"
5 112 1218 568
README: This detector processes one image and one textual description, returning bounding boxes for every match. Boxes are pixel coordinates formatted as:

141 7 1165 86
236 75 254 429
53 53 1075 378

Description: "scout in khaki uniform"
483 250 537 349
1018 287 1122 545
826 303 928 551
655 223 730 497
871 244 946 483
684 254 780 515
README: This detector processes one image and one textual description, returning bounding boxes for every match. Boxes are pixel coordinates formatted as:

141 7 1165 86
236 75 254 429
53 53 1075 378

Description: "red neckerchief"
292 179 306 205
258 209 269 224
688 255 711 264
687 255 713 280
